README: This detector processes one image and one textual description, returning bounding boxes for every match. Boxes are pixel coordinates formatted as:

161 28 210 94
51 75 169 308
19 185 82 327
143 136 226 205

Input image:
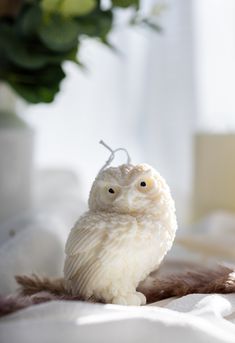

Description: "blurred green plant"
0 0 161 104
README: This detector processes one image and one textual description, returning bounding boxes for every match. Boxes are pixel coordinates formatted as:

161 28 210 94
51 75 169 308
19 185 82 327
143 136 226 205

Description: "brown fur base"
0 264 235 317
138 265 235 303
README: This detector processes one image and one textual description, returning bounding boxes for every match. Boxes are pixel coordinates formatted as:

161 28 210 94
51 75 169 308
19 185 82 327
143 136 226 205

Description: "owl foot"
112 292 146 306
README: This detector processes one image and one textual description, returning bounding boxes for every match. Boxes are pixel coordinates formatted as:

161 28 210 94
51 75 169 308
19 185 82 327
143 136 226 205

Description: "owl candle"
64 142 177 305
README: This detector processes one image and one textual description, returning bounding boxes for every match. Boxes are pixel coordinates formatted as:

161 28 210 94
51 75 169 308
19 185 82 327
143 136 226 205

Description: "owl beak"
115 191 133 211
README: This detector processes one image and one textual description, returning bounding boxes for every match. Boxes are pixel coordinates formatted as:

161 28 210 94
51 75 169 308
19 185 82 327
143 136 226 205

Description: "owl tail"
15 274 66 296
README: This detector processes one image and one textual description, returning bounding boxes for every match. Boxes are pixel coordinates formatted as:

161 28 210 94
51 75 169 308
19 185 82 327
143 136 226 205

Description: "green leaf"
7 65 66 103
98 10 113 39
32 64 66 86
76 10 112 39
0 23 47 69
41 0 62 13
0 23 14 50
7 42 51 69
0 0 160 105
0 24 79 70
64 46 79 62
18 4 43 37
9 82 59 103
38 15 79 52
76 18 98 36
111 0 139 8
60 0 96 17
43 46 78 64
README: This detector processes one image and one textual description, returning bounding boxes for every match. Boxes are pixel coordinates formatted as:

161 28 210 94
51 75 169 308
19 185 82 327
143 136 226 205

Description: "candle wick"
99 140 131 173
99 140 114 153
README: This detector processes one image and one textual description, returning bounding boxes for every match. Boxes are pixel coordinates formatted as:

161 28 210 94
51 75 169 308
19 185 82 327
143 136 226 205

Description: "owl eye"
137 178 154 193
105 185 120 198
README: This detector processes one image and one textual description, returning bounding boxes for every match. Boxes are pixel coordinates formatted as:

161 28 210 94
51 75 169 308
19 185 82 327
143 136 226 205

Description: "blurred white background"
2 3 235 331
22 0 235 226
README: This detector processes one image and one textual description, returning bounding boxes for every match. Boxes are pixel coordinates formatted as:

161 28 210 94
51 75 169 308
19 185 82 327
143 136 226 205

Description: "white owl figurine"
64 143 177 305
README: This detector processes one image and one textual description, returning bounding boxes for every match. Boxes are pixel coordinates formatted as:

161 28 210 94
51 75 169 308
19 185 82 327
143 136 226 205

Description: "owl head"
88 163 171 215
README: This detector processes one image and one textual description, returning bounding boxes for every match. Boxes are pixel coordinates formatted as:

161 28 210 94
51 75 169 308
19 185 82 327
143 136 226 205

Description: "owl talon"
136 292 147 305
112 292 146 306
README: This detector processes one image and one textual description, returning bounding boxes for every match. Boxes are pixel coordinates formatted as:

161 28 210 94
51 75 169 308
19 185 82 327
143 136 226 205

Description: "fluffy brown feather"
0 265 234 317
15 274 66 296
138 265 235 303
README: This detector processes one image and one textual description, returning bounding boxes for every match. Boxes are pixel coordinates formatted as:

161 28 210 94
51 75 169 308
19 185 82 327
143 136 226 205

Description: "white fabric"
1 295 235 343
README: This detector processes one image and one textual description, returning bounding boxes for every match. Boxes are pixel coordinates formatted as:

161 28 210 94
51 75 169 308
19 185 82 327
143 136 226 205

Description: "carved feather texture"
63 163 177 305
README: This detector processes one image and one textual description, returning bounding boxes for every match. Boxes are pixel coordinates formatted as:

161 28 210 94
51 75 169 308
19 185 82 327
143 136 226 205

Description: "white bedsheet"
1 294 235 343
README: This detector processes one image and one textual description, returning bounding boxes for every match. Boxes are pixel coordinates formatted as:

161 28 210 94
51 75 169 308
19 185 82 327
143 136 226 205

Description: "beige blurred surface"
193 133 235 220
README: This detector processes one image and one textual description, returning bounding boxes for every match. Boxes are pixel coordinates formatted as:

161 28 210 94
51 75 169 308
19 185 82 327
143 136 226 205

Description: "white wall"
193 0 235 131
139 0 196 193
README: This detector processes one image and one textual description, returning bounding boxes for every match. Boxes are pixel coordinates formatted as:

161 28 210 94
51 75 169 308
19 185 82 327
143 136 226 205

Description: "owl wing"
64 212 137 295
64 213 105 279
